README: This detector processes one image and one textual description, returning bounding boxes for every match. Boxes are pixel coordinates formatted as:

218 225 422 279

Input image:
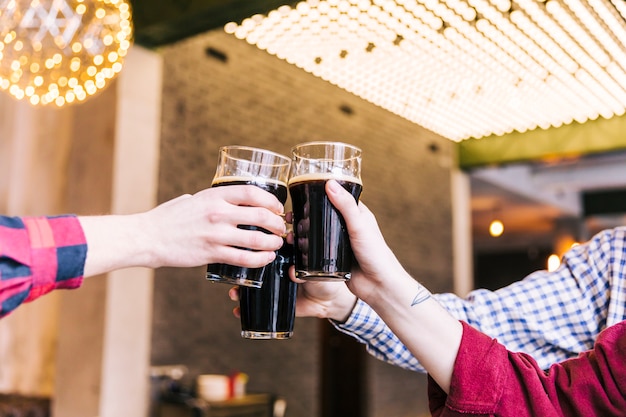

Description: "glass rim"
219 145 291 166
291 141 362 154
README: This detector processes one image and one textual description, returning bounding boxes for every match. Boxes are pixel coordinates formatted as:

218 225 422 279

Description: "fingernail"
327 179 339 193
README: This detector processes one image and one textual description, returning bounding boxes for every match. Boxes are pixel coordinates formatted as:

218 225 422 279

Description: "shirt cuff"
23 215 86 302
333 299 373 331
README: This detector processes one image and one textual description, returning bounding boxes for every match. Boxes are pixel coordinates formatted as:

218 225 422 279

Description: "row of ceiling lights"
227 0 626 141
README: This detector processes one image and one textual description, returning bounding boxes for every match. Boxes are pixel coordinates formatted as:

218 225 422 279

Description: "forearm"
362 271 463 392
321 181 461 389
79 213 155 277
79 188 287 277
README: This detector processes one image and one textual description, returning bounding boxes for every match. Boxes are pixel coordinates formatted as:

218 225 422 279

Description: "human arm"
327 179 626 417
325 177 626 413
80 184 286 276
296 194 625 370
324 179 626 402
322 179 462 392
1 185 286 318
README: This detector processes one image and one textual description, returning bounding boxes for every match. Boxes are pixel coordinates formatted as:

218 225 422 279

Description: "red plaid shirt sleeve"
0 215 86 318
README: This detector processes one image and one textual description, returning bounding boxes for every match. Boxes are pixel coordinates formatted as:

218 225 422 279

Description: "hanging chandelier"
0 0 133 107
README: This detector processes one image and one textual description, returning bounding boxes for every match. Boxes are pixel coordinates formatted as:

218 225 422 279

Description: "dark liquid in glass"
288 176 362 280
206 178 288 288
239 242 296 339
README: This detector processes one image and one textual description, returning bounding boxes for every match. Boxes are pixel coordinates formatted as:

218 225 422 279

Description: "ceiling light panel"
226 0 626 141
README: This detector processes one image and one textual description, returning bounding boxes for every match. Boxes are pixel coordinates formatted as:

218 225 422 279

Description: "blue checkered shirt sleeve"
334 226 626 372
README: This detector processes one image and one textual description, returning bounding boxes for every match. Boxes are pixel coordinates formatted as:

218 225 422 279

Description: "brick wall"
151 29 454 417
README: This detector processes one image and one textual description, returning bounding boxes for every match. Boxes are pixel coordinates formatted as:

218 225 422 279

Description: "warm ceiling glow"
0 0 133 107
489 219 504 237
547 253 560 271
225 0 626 141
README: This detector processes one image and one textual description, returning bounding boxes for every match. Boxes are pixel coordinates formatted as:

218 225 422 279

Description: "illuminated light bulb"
547 254 561 272
489 219 504 237
224 22 238 34
0 0 133 107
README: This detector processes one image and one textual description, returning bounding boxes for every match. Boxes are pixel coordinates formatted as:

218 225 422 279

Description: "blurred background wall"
0 29 455 417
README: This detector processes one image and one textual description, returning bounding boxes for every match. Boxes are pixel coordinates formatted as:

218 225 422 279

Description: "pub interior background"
1 1 626 417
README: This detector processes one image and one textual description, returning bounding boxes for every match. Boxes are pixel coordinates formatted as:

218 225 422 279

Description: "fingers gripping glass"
288 141 362 281
206 146 291 288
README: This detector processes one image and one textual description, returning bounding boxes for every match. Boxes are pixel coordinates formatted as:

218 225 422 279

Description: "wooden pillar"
53 46 163 417
451 167 474 297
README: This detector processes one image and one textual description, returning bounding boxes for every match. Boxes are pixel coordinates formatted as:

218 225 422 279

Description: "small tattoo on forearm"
411 287 431 306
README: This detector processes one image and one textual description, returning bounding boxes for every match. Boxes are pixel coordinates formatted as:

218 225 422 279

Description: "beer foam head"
288 172 362 186
212 176 288 187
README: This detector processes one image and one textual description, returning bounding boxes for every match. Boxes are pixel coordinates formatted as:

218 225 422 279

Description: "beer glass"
239 240 297 339
206 146 291 288
288 141 362 281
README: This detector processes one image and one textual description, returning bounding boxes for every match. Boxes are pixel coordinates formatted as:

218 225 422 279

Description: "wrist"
129 211 160 267
362 269 419 313
327 290 358 323
80 212 156 276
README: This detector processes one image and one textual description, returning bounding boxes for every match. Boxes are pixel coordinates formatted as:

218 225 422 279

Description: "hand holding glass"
288 141 362 281
206 146 291 288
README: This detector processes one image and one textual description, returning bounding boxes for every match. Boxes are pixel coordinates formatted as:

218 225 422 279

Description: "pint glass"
288 141 362 281
206 146 291 288
239 240 297 339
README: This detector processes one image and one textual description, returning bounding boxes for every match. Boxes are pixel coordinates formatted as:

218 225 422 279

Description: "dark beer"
239 242 296 339
206 177 288 288
288 174 363 280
